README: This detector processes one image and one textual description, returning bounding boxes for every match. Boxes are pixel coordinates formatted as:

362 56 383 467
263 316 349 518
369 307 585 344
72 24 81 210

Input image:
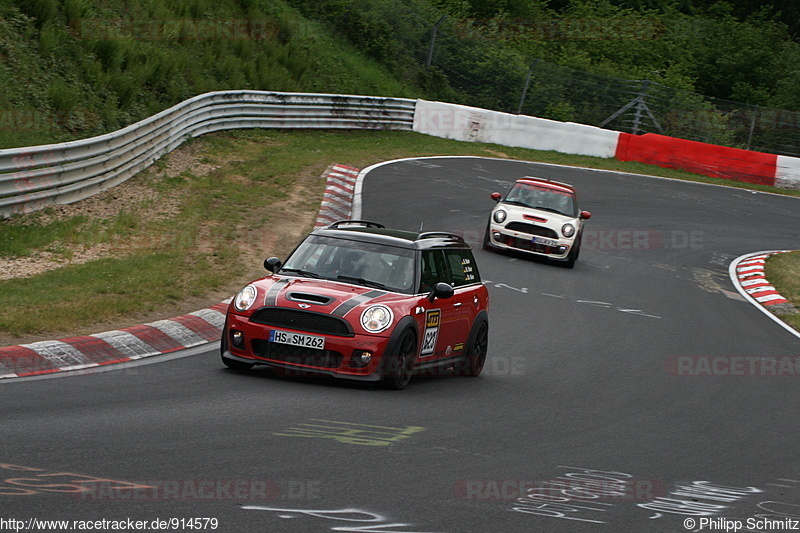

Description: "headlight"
360 305 393 333
233 285 258 312
562 223 575 238
493 209 507 223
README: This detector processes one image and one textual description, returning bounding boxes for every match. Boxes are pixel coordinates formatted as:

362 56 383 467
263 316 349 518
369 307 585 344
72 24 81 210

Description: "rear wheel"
382 329 416 390
461 321 488 377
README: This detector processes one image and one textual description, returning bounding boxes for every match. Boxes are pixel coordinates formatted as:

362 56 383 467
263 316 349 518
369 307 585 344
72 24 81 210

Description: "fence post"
516 60 538 115
426 15 447 68
747 105 759 151
600 79 662 134
631 80 650 135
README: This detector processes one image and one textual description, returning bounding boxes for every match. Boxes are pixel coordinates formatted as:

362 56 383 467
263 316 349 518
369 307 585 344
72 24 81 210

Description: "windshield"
280 235 417 294
503 182 577 217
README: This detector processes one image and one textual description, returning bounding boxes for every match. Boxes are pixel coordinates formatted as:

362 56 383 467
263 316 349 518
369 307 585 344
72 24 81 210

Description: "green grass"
764 251 800 332
1 128 799 341
0 254 185 336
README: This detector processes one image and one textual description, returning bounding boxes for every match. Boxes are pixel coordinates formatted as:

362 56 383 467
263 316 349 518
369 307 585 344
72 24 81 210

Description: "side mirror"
427 282 454 302
264 257 282 273
580 211 592 220
490 192 502 202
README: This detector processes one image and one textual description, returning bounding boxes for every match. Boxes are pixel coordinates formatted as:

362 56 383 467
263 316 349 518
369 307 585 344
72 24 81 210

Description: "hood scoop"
524 214 547 223
286 292 335 306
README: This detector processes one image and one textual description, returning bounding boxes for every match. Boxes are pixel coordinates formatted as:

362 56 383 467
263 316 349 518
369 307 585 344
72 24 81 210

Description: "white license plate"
532 236 558 247
269 330 325 350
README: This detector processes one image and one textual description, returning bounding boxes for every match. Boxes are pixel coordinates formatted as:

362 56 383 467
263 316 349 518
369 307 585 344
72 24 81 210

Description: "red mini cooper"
221 221 490 389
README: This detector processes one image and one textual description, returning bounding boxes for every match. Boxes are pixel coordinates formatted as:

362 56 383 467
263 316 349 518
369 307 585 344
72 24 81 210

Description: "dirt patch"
483 149 510 158
0 143 210 281
0 139 319 347
0 244 115 281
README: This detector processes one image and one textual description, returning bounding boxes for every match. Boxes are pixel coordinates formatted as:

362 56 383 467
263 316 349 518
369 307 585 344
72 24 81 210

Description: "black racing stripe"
331 290 386 317
264 278 290 306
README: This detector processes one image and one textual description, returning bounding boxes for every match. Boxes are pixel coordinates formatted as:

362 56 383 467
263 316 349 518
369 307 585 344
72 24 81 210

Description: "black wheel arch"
466 310 489 354
220 317 229 356
384 315 420 356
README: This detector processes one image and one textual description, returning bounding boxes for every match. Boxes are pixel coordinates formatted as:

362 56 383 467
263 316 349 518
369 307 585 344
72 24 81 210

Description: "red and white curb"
0 301 230 379
315 164 360 228
734 252 790 306
0 163 366 380
729 250 800 340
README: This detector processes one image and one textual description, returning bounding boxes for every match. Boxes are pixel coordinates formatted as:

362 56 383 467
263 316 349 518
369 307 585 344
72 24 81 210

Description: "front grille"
250 308 353 336
252 339 343 368
504 222 558 239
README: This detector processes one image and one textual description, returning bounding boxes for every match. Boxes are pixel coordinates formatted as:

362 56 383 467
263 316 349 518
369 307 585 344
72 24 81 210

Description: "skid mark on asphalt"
692 267 745 300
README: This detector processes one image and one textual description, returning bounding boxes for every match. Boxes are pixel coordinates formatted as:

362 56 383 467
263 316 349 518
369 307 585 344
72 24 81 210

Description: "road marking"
486 280 661 319
274 420 425 447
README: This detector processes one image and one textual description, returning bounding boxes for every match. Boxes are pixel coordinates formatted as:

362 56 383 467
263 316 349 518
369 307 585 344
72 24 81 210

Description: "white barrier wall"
2 92 797 220
413 99 620 159
776 155 800 190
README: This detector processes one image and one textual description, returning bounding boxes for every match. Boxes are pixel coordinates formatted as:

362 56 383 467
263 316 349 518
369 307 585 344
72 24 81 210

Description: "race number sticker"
420 310 441 357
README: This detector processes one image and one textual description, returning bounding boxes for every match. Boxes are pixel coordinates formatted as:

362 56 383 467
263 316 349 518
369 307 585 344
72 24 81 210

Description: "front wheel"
482 224 494 251
221 355 254 371
382 329 417 390
220 332 254 371
563 238 581 269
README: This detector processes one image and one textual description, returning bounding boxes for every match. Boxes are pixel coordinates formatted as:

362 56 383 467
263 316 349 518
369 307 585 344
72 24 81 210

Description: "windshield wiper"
502 200 529 207
280 268 321 278
336 275 388 290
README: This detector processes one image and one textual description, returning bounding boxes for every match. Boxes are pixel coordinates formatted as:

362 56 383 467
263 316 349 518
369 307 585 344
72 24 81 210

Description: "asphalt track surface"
2 157 799 533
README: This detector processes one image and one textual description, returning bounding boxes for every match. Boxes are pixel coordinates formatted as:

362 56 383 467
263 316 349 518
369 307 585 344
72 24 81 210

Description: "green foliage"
1 0 799 153
285 0 800 151
0 0 418 149
544 101 577 122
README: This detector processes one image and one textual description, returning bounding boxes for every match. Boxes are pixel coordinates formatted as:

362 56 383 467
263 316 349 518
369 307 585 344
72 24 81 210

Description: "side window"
445 249 480 287
419 250 449 293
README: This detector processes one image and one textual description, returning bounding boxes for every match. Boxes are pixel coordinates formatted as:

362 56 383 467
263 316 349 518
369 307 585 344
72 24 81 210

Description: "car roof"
313 221 471 250
515 176 576 195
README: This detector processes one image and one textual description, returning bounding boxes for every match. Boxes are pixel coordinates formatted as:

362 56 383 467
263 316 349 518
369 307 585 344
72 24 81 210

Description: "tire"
382 329 417 390
482 224 494 251
220 332 254 371
563 237 581 269
222 356 254 371
460 320 488 377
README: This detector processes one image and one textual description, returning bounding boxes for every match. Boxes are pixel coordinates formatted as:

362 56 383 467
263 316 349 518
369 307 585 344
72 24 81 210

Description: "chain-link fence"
292 0 800 157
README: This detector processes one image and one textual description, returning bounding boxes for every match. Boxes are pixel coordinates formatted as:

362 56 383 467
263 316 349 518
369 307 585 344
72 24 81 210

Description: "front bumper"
223 313 390 381
487 224 573 259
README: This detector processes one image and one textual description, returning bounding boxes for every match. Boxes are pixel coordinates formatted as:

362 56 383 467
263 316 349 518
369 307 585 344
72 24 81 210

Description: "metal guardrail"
0 91 416 218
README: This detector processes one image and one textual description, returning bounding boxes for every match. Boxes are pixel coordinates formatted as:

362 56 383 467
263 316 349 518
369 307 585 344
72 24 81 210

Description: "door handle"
453 302 463 307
